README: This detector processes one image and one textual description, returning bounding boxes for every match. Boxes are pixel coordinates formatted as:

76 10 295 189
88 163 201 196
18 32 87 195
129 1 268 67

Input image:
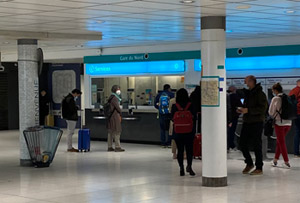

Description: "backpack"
173 102 193 134
103 96 115 119
159 93 170 114
279 94 297 120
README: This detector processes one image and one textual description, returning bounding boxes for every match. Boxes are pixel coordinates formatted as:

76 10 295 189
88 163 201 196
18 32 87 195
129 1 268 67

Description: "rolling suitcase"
45 114 54 127
45 103 54 127
193 114 202 159
193 133 202 159
78 129 90 152
78 110 90 152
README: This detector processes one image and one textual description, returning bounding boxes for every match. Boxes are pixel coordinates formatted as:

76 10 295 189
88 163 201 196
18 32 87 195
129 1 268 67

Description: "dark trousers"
240 122 264 170
40 113 46 126
294 115 300 155
227 118 238 149
159 114 171 146
174 133 194 168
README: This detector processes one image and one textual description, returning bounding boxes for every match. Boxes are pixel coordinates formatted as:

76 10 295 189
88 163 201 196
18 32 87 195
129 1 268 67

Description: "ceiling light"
3 42 9 44
236 5 251 10
180 0 195 4
285 10 295 14
226 30 233 33
96 20 105 24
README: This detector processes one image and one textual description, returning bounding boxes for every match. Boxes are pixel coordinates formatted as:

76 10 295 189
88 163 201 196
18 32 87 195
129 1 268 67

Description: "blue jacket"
154 91 175 110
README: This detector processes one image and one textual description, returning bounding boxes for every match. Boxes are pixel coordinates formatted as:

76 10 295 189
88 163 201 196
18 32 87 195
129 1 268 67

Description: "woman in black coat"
171 88 196 176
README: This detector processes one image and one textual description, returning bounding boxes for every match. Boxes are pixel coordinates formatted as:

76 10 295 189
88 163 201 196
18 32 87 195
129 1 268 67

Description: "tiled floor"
0 130 300 203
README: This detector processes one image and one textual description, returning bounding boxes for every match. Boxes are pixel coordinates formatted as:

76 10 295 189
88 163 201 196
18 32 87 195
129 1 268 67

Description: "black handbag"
264 117 275 137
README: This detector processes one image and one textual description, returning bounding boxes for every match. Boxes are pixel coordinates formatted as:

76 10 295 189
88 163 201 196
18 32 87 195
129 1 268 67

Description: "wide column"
201 16 227 187
18 39 39 166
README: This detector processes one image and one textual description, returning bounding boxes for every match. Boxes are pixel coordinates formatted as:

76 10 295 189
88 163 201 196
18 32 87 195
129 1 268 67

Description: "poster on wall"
52 70 76 104
201 76 220 107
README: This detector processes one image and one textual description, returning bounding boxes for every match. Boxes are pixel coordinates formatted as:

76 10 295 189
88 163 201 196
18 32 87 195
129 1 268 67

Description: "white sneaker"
281 163 291 169
271 161 277 167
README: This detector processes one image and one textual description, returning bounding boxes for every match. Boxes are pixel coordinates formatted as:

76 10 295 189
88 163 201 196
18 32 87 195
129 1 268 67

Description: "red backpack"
173 102 193 134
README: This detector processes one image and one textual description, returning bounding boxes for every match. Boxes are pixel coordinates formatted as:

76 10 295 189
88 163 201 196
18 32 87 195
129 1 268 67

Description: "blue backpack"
159 93 170 114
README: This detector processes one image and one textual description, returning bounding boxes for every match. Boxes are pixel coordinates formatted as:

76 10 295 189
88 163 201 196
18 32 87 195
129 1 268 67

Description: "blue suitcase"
78 129 90 152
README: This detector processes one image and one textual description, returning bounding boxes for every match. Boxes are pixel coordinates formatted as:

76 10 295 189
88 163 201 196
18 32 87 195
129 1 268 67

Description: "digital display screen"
86 60 185 76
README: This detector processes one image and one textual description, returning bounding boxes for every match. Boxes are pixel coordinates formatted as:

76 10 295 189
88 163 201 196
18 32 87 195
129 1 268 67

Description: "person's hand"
119 115 122 122
237 108 248 114
228 123 233 127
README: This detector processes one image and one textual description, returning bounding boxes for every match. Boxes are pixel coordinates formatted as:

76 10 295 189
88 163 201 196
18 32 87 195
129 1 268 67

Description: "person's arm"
289 88 296 97
66 97 77 115
111 97 122 114
247 92 268 116
154 93 160 109
268 97 278 118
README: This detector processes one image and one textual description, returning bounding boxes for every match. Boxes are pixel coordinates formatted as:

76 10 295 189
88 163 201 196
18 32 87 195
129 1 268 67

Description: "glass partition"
90 76 184 108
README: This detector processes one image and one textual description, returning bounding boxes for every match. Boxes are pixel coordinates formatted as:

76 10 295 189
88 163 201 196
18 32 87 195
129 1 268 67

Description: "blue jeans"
294 115 300 155
159 114 171 146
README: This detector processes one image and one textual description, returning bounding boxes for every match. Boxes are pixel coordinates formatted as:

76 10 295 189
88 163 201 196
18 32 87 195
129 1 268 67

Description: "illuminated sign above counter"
86 60 185 76
195 55 300 71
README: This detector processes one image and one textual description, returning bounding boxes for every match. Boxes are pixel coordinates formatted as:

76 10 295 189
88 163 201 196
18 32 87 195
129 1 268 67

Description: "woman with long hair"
269 83 292 168
171 88 196 176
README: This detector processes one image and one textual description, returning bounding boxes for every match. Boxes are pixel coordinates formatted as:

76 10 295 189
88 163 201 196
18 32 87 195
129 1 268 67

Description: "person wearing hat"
62 89 82 152
106 85 125 152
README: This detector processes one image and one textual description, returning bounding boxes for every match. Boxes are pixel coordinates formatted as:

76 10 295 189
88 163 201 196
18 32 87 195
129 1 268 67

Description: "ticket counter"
83 53 201 144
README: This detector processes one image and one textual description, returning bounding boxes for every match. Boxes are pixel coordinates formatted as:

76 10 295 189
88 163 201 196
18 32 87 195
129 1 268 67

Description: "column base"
20 159 33 167
202 176 227 187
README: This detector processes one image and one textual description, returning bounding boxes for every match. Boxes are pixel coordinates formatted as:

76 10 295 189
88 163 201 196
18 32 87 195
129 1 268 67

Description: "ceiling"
1 0 300 60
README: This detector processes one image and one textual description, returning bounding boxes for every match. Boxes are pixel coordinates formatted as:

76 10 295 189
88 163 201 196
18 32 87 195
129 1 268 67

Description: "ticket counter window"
90 76 184 108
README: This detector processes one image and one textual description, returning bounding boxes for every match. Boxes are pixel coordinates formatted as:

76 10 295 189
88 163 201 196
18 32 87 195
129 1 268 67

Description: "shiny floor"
0 130 300 203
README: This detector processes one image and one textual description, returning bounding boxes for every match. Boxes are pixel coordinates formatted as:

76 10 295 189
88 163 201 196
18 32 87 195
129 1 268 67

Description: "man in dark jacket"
155 84 175 147
238 76 267 175
227 86 242 151
62 89 82 152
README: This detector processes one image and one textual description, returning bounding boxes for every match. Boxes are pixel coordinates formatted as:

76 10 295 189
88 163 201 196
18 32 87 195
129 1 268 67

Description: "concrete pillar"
18 39 39 166
184 59 201 90
201 16 227 187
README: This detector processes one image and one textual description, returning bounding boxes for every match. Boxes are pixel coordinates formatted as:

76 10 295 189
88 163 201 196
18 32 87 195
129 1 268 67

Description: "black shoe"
180 166 185 176
186 165 196 176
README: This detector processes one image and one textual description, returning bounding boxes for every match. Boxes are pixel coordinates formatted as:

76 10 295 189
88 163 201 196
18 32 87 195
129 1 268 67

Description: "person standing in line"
190 85 201 133
62 89 82 152
237 75 268 175
169 96 177 159
171 88 196 176
39 90 50 126
155 84 175 148
269 83 292 168
289 79 300 157
227 86 242 151
106 85 125 152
